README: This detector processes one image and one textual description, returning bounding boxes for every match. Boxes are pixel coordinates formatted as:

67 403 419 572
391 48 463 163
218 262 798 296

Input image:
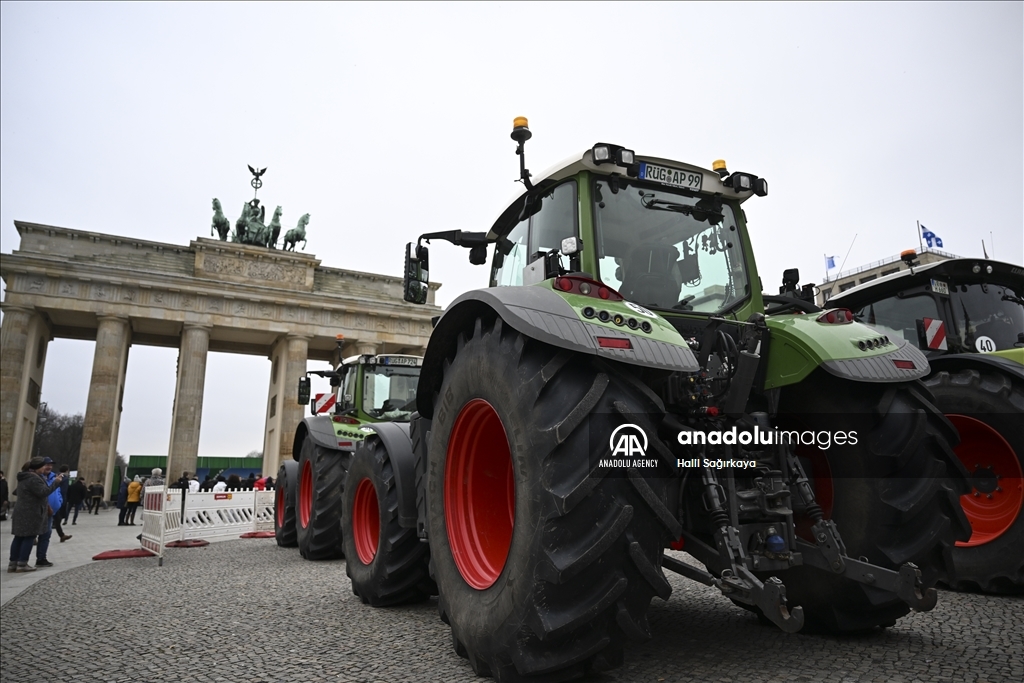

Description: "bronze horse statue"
283 214 310 252
234 202 251 242
211 198 231 241
267 206 283 249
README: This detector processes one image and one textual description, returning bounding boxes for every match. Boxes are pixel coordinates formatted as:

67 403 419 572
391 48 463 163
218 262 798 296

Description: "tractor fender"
416 286 698 418
928 351 1024 382
765 315 930 389
362 421 418 529
292 414 344 460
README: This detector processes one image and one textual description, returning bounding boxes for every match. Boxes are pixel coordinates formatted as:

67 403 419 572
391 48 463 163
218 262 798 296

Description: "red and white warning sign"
921 318 947 350
313 392 337 414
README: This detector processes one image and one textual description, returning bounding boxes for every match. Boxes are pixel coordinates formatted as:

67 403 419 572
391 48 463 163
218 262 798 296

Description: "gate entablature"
3 223 439 359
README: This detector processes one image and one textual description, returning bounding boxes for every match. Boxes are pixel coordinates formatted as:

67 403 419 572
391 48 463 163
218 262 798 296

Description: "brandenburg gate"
0 221 439 493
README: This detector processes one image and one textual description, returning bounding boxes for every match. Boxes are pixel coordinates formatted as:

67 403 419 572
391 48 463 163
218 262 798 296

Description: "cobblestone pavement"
1 540 1020 682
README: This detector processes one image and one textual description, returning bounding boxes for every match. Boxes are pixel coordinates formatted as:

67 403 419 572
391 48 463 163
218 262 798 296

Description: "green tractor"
275 349 422 560
826 254 1023 593
332 119 971 681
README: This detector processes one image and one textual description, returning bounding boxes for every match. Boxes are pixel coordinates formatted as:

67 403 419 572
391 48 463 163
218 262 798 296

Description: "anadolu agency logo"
601 424 659 469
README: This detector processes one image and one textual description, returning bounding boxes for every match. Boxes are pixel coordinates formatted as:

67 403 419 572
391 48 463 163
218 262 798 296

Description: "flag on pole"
825 255 838 270
920 225 943 248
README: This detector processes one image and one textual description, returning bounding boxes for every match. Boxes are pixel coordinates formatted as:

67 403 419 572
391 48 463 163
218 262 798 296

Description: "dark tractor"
828 253 1024 593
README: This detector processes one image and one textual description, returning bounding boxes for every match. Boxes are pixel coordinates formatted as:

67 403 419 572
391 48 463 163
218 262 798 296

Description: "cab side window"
493 218 529 287
855 293 941 348
490 180 578 287
530 181 578 256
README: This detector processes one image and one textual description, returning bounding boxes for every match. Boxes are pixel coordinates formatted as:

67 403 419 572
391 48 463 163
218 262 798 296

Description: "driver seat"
619 244 682 307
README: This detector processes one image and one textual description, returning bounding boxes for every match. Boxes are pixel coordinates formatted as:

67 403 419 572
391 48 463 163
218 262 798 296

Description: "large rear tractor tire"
775 370 971 633
923 368 1024 594
342 435 436 605
427 316 679 682
274 459 299 548
296 438 348 561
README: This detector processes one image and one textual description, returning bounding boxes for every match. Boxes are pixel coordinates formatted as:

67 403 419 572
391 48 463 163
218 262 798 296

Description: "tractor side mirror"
297 376 311 405
780 268 800 293
404 242 429 304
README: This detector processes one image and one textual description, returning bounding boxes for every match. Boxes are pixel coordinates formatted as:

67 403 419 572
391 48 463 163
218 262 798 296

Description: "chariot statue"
209 166 310 250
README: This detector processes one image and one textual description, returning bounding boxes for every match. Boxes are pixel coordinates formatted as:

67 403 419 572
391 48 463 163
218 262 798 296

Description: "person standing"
146 468 165 488
0 470 9 521
34 459 63 566
58 465 71 524
68 476 88 524
126 476 142 525
8 457 63 572
89 481 104 514
117 478 130 525
51 464 72 543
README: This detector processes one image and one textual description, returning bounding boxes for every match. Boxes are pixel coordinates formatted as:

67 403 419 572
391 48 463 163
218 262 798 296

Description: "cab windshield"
593 178 749 313
949 281 1023 352
363 366 420 420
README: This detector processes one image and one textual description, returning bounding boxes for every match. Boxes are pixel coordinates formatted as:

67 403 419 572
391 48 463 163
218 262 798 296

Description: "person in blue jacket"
52 464 72 542
34 458 63 567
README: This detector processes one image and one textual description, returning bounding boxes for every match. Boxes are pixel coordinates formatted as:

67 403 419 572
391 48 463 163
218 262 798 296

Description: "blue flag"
921 225 943 248
825 255 837 270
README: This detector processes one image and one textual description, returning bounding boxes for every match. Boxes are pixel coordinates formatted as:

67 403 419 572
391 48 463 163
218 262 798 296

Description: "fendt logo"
609 424 648 457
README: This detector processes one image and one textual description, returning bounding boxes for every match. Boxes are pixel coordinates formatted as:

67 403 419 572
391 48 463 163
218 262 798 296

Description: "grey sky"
2 2 1021 459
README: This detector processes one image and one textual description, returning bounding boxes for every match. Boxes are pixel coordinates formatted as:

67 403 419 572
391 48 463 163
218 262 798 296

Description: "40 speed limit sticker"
975 335 997 353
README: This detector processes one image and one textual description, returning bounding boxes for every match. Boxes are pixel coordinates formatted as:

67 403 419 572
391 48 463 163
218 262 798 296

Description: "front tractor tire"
274 459 299 548
777 370 971 632
924 368 1024 594
342 435 436 605
296 438 348 561
427 317 679 682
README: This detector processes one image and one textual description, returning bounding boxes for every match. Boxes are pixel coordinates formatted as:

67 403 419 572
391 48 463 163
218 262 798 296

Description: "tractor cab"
405 119 770 341
298 352 422 450
828 257 1024 358
327 354 422 422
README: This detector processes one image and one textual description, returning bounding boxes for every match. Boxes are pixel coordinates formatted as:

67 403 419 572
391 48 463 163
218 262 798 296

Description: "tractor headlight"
591 143 635 167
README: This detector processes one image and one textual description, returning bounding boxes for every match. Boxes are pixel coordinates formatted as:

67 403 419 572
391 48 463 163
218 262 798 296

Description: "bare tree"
32 404 84 469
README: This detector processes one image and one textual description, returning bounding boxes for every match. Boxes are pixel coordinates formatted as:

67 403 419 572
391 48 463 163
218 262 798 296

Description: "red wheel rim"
299 458 313 528
275 485 285 527
444 399 515 590
948 414 1023 547
352 478 380 564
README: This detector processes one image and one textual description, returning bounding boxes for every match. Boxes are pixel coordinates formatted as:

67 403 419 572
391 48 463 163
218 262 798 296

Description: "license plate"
378 356 419 366
638 162 703 191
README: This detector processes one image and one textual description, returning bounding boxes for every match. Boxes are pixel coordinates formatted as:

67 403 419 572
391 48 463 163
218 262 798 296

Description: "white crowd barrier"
141 486 276 562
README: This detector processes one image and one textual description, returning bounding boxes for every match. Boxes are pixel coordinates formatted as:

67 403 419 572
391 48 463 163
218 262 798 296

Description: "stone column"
166 324 210 482
79 316 131 493
1 306 35 478
263 334 309 479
